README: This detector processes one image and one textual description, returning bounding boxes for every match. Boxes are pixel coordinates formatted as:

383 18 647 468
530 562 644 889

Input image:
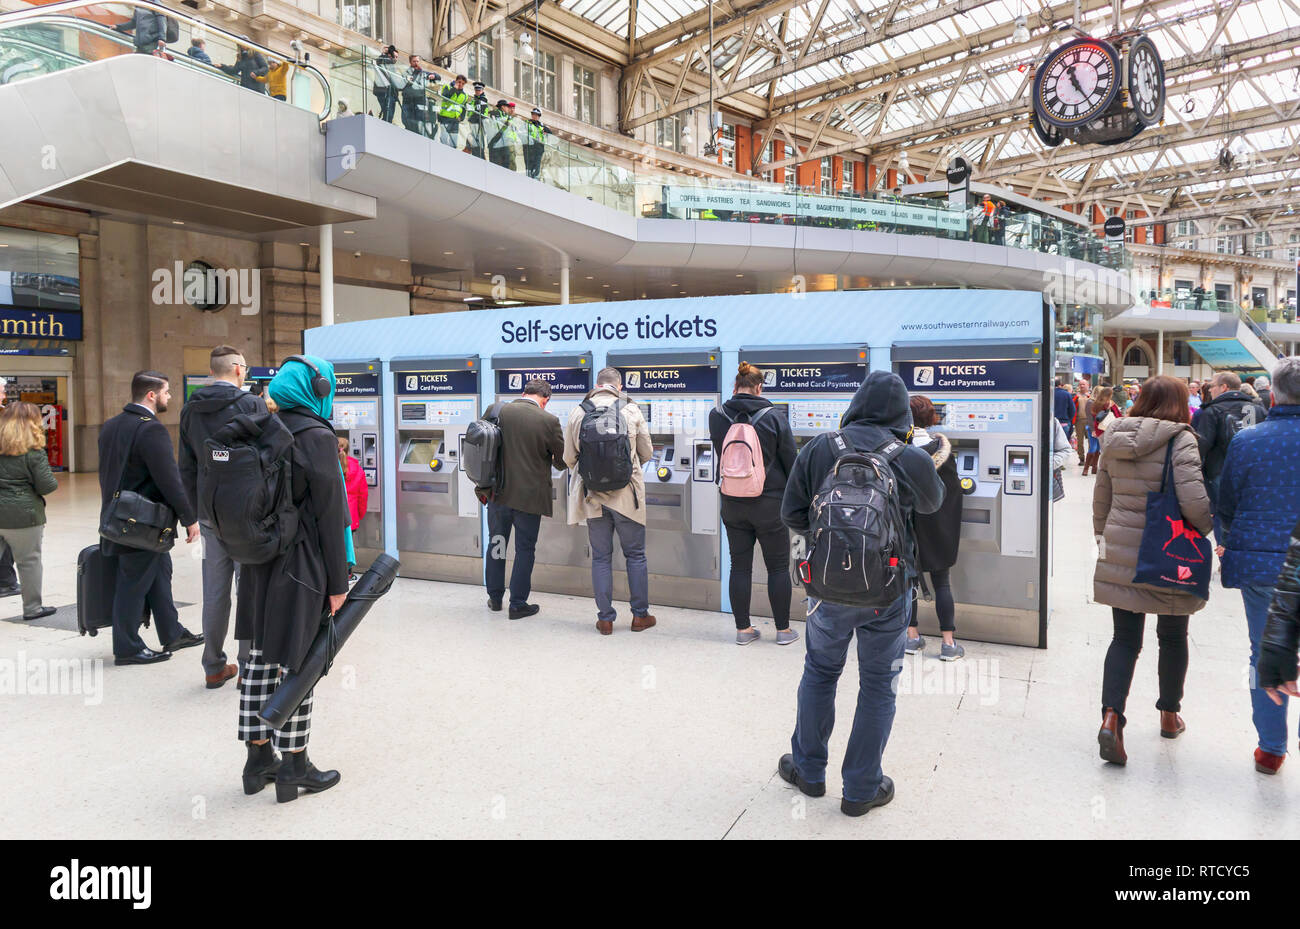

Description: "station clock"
1033 37 1121 129
1127 34 1166 126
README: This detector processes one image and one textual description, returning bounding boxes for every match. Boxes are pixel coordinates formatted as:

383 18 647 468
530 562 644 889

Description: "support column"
560 252 570 305
1157 329 1163 375
320 224 334 327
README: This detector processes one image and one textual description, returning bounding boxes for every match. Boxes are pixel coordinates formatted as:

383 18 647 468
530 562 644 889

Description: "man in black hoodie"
777 370 944 817
179 346 266 688
1195 370 1269 509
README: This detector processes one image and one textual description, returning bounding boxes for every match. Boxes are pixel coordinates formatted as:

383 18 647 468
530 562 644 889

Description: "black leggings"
1101 608 1189 724
909 569 955 633
722 496 791 631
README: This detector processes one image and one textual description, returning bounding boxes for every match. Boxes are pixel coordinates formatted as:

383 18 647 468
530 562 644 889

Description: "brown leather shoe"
596 620 613 635
630 614 656 632
1159 711 1186 739
1255 747 1285 774
1098 708 1127 765
205 663 238 690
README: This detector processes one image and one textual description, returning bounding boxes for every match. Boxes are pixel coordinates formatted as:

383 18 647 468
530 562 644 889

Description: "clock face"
1128 35 1165 126
1033 38 1121 128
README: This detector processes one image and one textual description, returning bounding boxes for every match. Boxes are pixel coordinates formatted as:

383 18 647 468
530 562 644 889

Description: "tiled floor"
0 468 1294 839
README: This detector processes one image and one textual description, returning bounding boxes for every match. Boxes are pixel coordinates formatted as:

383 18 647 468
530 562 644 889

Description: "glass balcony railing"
0 0 332 120
0 0 1129 274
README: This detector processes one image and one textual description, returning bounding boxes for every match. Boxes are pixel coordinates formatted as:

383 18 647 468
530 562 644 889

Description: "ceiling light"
463 296 483 302
518 31 534 59
443 251 454 255
172 220 185 225
1012 15 1030 44
298 242 309 246
342 229 355 234
400 258 409 262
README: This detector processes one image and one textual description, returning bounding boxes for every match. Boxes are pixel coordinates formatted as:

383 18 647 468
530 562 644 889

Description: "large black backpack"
577 397 633 493
200 412 301 565
801 433 909 608
463 402 505 492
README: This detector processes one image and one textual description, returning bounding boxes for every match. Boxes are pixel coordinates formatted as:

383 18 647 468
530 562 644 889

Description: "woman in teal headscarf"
234 355 350 802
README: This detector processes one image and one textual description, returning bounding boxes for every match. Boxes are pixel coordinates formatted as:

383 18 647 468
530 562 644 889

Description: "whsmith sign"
0 307 82 341
663 187 967 232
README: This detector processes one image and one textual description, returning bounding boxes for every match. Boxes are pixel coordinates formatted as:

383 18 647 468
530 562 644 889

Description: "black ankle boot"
242 742 281 795
275 750 341 803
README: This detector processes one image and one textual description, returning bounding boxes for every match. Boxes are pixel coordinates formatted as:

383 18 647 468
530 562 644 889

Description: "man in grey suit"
476 379 565 619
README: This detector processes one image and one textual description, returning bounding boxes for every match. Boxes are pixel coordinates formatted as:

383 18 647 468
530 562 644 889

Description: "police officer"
400 54 436 136
466 80 490 158
523 106 550 179
488 100 520 171
438 74 470 148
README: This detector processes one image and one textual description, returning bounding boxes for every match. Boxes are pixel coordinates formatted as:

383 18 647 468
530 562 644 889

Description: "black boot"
275 750 341 803
242 741 281 795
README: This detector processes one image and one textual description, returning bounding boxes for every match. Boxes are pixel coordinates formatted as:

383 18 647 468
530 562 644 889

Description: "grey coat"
1092 416 1213 615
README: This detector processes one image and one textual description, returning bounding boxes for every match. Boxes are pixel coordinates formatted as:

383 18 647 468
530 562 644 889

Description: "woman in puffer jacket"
1092 376 1212 766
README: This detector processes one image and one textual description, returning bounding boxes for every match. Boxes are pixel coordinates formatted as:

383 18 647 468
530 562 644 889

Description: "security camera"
289 38 303 55
353 250 362 258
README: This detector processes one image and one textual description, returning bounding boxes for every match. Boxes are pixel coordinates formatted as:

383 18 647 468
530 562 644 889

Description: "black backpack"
163 15 180 44
577 397 633 493
1223 402 1261 438
463 402 505 492
800 433 909 608
200 412 301 565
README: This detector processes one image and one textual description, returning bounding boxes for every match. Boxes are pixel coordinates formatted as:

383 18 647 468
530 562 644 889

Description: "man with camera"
99 371 201 666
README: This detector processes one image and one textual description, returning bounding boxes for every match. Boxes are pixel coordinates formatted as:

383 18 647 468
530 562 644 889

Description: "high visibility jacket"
468 92 491 123
699 208 719 220
490 111 519 147
439 85 468 120
525 120 548 143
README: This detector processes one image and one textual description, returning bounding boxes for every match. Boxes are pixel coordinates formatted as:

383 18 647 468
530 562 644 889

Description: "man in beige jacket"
563 367 655 635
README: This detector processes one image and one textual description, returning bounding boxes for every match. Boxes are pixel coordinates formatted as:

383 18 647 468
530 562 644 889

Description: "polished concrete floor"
0 468 1295 839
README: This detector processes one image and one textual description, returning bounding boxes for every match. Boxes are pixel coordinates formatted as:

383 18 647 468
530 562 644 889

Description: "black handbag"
1052 467 1065 502
99 416 177 553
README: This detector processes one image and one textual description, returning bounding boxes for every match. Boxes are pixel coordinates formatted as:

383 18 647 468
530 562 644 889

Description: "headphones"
284 355 331 398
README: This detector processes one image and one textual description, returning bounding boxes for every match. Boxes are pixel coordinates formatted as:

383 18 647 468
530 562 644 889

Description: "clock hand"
1067 65 1085 97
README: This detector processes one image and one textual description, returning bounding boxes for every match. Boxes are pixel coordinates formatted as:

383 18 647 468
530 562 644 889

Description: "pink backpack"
718 406 772 498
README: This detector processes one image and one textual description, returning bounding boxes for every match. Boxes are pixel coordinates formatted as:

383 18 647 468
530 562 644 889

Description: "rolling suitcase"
76 544 149 636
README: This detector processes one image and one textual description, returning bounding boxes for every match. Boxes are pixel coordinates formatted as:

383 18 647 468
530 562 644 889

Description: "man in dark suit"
477 379 565 619
179 345 266 689
99 371 202 666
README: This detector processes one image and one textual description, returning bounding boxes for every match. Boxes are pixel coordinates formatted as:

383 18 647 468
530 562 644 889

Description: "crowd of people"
6 343 1300 815
1054 361 1300 772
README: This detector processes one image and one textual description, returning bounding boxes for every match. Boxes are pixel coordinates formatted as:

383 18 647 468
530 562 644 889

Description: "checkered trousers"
238 648 314 753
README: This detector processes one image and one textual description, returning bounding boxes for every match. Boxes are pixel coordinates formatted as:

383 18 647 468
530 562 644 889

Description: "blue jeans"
486 502 541 610
791 593 909 803
1243 583 1289 755
587 506 649 623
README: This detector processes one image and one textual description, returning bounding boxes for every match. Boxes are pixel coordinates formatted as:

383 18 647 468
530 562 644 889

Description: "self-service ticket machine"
489 352 592 598
607 349 721 611
330 360 383 570
893 339 1048 647
736 346 870 618
391 356 482 583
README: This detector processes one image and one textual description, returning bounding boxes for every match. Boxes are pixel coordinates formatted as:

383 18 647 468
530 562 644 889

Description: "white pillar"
560 252 570 305
1157 329 1163 375
319 224 334 327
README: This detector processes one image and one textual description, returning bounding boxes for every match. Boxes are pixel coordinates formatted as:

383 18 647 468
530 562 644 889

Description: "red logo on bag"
1163 517 1206 563
1177 565 1192 581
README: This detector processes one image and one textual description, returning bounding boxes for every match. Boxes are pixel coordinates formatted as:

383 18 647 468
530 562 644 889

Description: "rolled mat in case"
258 553 400 730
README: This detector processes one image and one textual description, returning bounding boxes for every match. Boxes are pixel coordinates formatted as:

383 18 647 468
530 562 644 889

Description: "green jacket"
439 85 468 120
0 448 58 528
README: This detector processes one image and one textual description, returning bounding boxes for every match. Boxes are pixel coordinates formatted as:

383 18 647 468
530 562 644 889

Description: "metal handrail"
0 0 332 122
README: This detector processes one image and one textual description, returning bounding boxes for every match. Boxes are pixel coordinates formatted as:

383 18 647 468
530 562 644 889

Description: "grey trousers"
201 528 248 675
587 506 650 624
0 524 44 616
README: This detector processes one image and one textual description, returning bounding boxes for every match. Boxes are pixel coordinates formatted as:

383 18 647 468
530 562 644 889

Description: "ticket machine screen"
402 437 441 467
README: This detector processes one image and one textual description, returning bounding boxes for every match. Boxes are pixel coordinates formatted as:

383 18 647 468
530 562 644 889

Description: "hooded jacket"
1194 389 1269 484
708 392 797 502
1216 404 1300 588
781 371 944 566
179 381 267 520
1092 416 1213 615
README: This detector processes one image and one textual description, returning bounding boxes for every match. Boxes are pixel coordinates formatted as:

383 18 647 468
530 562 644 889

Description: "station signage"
0 306 82 341
399 369 480 395
897 359 1042 392
617 365 719 393
663 186 967 232
335 372 380 396
494 367 591 394
751 362 866 393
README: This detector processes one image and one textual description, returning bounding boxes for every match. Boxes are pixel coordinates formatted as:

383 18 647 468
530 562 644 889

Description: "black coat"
115 9 168 51
220 50 269 91
709 392 797 502
1194 389 1269 483
480 398 565 517
178 382 267 520
781 371 945 568
98 403 196 555
912 429 962 572
234 409 350 670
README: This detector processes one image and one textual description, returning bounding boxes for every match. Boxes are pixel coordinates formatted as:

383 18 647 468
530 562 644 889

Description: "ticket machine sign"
897 360 1041 392
617 366 719 393
401 369 480 395
494 367 591 394
750 362 866 393
335 372 379 396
